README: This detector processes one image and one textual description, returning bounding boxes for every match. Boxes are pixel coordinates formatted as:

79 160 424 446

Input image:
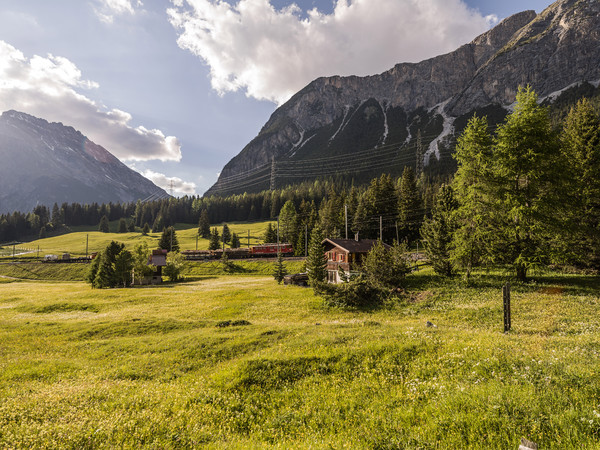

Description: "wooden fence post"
503 283 511 332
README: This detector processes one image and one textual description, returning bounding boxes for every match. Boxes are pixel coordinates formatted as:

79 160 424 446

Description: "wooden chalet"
322 238 391 284
146 249 167 284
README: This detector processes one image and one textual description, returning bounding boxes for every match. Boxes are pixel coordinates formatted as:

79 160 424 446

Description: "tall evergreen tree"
118 218 127 233
397 166 421 243
560 98 600 269
208 227 221 250
306 224 327 287
263 223 277 243
98 215 110 233
278 200 298 244
230 232 241 249
159 226 180 252
221 224 231 245
198 210 211 238
421 184 458 276
272 251 288 284
451 114 494 277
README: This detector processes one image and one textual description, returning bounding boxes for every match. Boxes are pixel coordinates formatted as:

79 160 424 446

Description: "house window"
339 254 345 262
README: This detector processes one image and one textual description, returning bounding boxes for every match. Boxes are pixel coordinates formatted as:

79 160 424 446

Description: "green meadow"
1 263 600 448
4 220 275 258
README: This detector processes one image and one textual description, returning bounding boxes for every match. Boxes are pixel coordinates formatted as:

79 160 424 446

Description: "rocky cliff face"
207 0 600 196
0 111 168 214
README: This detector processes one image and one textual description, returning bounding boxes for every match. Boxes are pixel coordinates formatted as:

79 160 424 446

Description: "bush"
316 278 387 308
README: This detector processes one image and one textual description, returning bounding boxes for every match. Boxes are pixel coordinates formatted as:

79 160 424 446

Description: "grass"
3 220 275 258
0 269 599 447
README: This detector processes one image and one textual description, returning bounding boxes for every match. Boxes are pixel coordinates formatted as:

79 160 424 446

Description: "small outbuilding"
147 249 168 284
322 238 391 284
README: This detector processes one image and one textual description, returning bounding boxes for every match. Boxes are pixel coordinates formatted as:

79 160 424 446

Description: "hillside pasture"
1 270 600 447
7 221 274 258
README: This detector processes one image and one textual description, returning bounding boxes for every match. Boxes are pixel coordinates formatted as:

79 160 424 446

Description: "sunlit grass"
5 220 274 258
1 270 599 447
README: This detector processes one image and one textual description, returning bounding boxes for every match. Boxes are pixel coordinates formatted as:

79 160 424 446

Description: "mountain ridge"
0 110 169 214
207 0 600 196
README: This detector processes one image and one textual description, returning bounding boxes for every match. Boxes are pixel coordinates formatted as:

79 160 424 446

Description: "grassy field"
1 267 600 448
1 221 274 258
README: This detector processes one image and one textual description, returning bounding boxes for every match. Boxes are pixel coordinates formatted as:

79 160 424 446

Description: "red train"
182 243 294 260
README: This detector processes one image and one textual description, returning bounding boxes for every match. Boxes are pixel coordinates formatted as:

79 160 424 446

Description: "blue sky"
0 0 554 195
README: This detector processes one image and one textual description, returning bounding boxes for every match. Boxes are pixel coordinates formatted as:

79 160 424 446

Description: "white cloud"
168 0 494 105
0 40 181 162
94 0 144 23
142 169 197 195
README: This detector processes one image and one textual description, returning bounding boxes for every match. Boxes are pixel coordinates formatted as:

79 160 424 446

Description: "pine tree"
397 166 421 243
263 223 277 243
451 114 494 278
142 222 150 235
118 218 127 233
98 215 110 233
306 225 327 287
560 98 600 269
221 224 231 245
198 210 210 238
127 220 136 232
230 232 241 249
278 200 298 244
208 227 221 250
159 226 180 252
421 184 458 276
273 251 288 284
488 86 561 281
38 226 47 239
113 249 133 287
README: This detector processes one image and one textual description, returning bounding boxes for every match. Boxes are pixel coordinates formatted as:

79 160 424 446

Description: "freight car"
182 243 293 260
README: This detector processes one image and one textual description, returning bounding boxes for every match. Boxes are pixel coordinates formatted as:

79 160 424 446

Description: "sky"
0 0 555 196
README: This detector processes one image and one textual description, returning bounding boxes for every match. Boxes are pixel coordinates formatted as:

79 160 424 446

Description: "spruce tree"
451 114 494 278
306 225 327 287
488 86 561 280
397 166 421 243
198 210 211 238
560 98 600 269
273 251 288 284
263 223 277 243
38 226 47 239
421 184 458 276
159 226 180 252
221 224 231 245
208 227 221 250
278 200 298 244
230 232 241 249
98 215 110 233
113 249 133 287
142 222 150 235
118 218 127 233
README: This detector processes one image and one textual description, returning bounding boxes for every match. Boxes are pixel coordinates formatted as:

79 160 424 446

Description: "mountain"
207 0 600 196
0 110 169 214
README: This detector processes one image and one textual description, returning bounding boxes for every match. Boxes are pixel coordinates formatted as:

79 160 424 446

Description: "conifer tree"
38 226 47 239
230 232 241 249
306 224 327 287
113 249 133 287
273 251 288 284
451 114 494 277
560 98 600 269
263 223 277 243
208 227 221 250
198 210 211 238
142 222 150 235
159 226 180 252
221 224 231 245
118 218 127 233
397 166 421 243
98 215 110 233
421 184 458 276
278 200 298 244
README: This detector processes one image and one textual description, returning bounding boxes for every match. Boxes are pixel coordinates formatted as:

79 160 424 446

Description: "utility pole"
345 204 348 239
248 230 250 248
85 234 89 258
395 221 399 244
170 227 173 252
276 216 280 250
196 235 198 251
379 216 383 242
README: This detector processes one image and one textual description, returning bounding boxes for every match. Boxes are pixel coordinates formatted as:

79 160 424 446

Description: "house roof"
322 238 391 254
